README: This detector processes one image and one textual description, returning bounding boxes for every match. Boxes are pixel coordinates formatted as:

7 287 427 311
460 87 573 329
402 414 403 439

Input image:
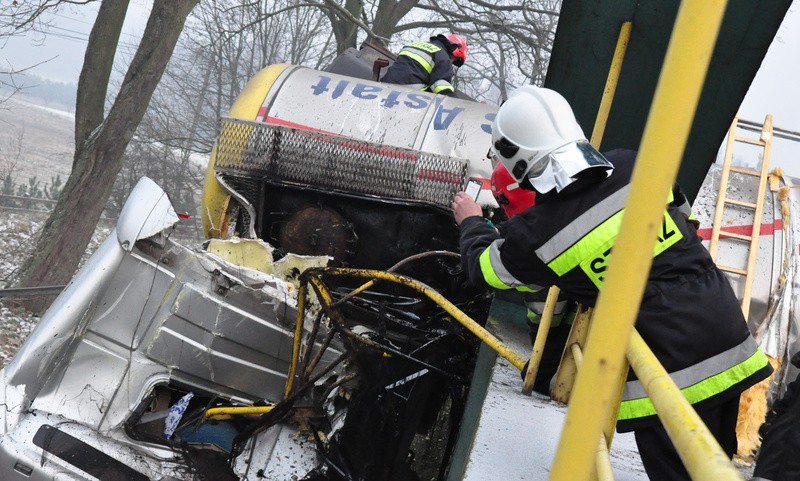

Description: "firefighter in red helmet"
491 163 537 219
381 33 468 97
491 162 575 395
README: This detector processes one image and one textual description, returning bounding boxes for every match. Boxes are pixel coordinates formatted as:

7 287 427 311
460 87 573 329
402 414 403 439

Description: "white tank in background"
693 163 799 391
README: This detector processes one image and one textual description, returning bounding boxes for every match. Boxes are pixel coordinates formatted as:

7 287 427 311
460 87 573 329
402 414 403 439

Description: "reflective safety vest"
383 41 456 95
459 148 773 430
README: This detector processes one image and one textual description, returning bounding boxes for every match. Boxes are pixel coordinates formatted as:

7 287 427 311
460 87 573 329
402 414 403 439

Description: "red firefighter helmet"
491 163 536 217
446 33 468 67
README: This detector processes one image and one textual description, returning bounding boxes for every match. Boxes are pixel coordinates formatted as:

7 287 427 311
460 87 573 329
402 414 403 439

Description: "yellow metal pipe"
205 405 274 419
553 19 633 403
314 268 527 370
569 343 615 481
522 287 558 394
549 2 730 480
595 433 615 481
284 280 308 399
591 26 634 446
591 21 633 148
626 330 742 479
551 307 592 403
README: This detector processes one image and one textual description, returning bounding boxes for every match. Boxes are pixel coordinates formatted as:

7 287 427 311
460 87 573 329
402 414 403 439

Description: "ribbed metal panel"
214 117 468 208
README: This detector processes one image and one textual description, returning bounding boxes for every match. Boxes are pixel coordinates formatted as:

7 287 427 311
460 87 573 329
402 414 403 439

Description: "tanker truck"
0 1 796 479
0 44 509 481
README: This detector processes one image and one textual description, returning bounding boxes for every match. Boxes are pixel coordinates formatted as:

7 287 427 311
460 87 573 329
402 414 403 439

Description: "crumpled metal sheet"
756 179 800 394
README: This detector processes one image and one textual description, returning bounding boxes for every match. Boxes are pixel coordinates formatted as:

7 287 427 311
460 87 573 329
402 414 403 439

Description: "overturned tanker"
0 52 502 480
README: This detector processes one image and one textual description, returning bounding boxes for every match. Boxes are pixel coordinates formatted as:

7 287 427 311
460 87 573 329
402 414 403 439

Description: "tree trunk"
14 0 199 313
372 0 419 44
325 0 363 53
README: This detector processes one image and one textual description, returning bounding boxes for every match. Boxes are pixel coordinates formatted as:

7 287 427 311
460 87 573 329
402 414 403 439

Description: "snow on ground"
0 209 112 366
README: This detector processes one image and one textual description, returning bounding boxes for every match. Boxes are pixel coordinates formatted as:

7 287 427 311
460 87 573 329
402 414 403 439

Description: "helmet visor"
528 141 612 193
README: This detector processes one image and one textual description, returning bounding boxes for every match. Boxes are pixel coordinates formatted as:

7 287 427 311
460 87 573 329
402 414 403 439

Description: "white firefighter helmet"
490 85 613 193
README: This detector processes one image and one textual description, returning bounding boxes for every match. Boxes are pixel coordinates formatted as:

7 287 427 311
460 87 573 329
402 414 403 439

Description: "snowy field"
0 209 111 365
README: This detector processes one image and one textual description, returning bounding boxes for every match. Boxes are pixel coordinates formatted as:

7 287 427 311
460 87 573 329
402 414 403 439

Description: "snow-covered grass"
0 209 113 366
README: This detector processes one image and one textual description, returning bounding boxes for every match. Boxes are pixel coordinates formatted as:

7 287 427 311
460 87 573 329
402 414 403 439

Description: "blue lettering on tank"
405 93 432 109
482 113 496 134
311 75 332 95
331 79 349 99
381 91 401 108
353 83 382 100
433 106 464 130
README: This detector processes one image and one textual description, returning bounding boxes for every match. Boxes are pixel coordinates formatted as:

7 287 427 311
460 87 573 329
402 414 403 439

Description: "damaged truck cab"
0 53 502 480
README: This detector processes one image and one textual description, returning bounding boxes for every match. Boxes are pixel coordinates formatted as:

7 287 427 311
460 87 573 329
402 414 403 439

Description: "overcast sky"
1 3 798 175
1 1 150 84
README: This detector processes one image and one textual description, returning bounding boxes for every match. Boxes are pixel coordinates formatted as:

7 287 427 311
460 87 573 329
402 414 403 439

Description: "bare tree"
9 0 199 313
136 0 335 162
219 0 560 101
102 0 335 237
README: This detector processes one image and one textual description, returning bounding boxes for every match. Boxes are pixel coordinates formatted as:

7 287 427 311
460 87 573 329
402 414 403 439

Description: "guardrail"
0 286 66 299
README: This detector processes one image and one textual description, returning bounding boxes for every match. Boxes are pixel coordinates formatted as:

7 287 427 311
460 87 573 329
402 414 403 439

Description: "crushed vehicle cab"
0 50 503 481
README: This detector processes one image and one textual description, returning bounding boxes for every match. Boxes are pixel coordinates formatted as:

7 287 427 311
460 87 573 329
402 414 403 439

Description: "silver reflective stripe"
536 185 630 263
488 240 545 291
750 478 772 481
677 201 691 218
525 300 568 315
399 46 435 67
431 79 454 93
622 336 759 401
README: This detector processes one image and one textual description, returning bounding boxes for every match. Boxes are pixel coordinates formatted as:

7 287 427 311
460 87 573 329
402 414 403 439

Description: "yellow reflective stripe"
479 244 541 293
399 51 434 73
479 247 511 289
407 41 441 54
618 348 770 421
548 211 683 289
548 210 624 276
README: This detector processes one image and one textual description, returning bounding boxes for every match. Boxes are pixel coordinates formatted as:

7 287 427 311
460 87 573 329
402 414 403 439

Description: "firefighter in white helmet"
381 33 467 97
453 85 772 481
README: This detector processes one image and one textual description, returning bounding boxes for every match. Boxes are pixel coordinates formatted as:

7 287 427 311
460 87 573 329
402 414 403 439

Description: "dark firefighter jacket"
381 38 456 96
458 148 773 431
752 358 800 481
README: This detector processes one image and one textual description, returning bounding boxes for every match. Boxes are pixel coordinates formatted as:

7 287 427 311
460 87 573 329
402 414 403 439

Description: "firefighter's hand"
452 192 483 225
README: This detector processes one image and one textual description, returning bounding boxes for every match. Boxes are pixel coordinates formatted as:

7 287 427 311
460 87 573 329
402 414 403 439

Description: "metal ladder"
708 114 774 319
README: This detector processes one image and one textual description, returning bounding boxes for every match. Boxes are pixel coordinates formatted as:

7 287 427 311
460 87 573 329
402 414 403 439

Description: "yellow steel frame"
284 267 527 400
550 1 739 480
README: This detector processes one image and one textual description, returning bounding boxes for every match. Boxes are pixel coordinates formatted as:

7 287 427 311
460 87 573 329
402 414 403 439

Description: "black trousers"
633 397 740 481
752 375 800 481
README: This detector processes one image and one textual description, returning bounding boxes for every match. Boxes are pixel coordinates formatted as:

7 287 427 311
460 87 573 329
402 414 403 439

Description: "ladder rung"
719 230 753 241
729 166 761 176
734 136 765 146
718 265 748 276
724 199 758 209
